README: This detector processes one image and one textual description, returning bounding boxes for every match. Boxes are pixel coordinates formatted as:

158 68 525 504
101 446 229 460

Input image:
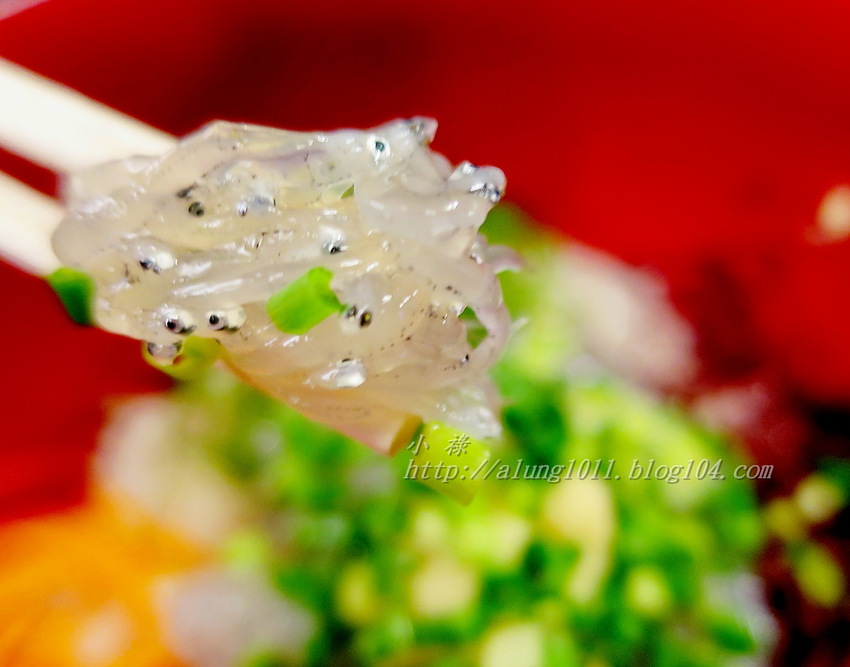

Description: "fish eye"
369 136 389 160
188 201 205 216
163 310 196 335
206 307 246 332
324 240 347 255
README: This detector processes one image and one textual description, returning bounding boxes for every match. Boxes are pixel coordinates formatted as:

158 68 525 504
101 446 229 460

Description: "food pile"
0 207 783 666
51 119 511 454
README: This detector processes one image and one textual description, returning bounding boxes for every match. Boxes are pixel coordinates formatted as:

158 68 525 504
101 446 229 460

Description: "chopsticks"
0 171 61 275
0 58 175 173
0 58 176 275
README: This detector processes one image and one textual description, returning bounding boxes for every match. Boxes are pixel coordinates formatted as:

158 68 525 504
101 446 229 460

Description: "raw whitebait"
52 118 512 454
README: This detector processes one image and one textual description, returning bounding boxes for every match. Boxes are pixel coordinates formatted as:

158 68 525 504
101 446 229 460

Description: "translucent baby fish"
52 118 512 454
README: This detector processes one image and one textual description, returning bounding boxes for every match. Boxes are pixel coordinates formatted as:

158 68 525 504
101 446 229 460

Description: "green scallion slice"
142 336 221 381
46 267 95 326
405 421 491 505
266 267 344 334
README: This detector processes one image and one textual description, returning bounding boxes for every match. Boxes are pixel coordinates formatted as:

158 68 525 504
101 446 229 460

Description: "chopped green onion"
354 612 415 662
341 184 355 199
795 474 844 524
142 335 221 381
266 267 344 334
460 307 487 349
404 421 490 506
624 565 673 619
334 561 382 625
237 650 289 667
704 609 758 653
817 457 850 501
222 530 274 575
791 541 846 607
46 267 95 326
